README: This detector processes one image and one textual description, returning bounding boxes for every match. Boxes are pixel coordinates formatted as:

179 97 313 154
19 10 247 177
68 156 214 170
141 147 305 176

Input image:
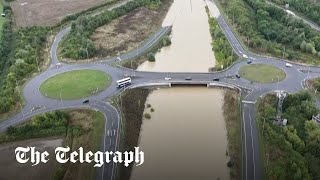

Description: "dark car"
83 99 89 103
235 74 240 78
247 60 252 64
213 78 220 81
185 77 192 80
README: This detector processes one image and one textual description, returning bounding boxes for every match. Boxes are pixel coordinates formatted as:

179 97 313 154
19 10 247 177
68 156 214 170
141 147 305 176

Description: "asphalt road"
2 0 320 180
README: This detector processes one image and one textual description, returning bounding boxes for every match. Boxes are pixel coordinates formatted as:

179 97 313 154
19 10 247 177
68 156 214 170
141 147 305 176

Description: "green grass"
239 64 286 83
40 70 111 100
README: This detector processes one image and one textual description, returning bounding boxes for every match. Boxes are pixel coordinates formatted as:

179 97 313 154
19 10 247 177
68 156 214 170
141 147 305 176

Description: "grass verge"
114 88 150 180
223 90 242 179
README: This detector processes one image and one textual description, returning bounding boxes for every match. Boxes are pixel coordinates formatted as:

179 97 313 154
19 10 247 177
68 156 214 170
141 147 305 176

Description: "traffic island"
239 64 286 83
40 70 111 100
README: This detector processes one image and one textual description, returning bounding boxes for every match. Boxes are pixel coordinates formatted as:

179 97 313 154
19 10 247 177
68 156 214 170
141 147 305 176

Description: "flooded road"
137 0 216 72
131 0 230 179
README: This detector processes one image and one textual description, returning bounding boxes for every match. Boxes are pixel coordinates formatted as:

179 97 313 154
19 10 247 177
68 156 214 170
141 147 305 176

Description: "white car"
117 56 122 61
285 63 292 67
243 54 248 58
165 77 171 80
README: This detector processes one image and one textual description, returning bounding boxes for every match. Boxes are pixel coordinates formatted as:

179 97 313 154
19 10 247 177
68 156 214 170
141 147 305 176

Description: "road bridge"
1 0 320 179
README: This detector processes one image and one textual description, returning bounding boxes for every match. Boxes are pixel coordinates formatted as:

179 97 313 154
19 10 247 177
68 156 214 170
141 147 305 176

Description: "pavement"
1 0 320 180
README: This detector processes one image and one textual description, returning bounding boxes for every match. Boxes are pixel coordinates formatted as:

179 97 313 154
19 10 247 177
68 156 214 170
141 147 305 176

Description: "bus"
116 77 131 88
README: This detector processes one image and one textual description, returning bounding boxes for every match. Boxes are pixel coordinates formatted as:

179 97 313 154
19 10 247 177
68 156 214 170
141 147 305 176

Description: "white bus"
116 77 131 88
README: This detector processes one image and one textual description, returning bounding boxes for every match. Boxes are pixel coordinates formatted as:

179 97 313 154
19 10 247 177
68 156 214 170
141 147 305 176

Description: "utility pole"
20 103 24 118
36 57 40 73
277 76 280 90
60 90 64 107
262 117 266 135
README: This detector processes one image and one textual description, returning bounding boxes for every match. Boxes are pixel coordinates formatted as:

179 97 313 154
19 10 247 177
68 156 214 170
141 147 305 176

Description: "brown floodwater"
131 0 229 179
130 88 229 180
137 0 216 72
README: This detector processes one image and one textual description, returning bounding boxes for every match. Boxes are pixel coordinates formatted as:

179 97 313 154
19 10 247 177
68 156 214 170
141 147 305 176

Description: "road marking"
248 107 256 180
242 107 248 180
107 130 110 136
109 139 112 146
242 100 256 104
101 108 108 180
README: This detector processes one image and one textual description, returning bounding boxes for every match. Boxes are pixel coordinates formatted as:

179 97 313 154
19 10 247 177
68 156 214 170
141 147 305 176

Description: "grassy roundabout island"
40 70 111 100
239 64 286 83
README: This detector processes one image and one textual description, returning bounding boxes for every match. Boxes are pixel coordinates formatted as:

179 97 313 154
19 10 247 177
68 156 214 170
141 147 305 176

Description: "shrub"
144 113 151 119
147 52 155 62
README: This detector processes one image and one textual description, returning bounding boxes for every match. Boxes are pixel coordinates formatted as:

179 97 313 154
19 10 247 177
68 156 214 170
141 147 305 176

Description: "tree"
300 40 307 51
147 52 155 62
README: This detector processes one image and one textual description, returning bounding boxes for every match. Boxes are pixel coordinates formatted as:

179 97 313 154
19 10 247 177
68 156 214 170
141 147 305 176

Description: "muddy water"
137 0 216 72
131 0 229 179
130 88 229 180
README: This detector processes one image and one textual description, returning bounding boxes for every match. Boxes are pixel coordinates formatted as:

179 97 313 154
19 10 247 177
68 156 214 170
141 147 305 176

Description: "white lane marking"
114 129 116 136
248 107 256 179
107 130 110 136
242 105 248 179
101 108 108 180
110 104 121 180
242 100 256 104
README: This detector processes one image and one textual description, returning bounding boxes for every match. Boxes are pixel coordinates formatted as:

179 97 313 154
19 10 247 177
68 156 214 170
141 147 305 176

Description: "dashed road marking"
242 100 256 104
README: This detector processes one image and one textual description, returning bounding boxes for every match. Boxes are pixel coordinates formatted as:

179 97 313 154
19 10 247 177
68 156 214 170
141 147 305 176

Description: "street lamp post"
277 76 279 90
20 103 24 118
262 117 266 135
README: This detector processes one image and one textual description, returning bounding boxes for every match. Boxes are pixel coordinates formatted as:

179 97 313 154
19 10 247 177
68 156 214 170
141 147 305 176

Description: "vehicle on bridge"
117 77 132 88
185 77 192 80
213 78 220 81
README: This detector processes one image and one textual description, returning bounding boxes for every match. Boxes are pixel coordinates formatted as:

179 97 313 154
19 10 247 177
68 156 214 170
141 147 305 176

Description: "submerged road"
2 0 320 179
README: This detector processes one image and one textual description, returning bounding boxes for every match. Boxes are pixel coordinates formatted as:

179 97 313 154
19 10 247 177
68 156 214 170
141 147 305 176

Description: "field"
40 70 111 100
0 109 105 179
91 0 172 58
11 0 111 27
0 138 62 180
239 64 286 83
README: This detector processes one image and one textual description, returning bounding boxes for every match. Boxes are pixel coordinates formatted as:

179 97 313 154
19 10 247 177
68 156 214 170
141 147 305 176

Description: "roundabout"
1 1 320 180
239 64 286 83
40 70 111 100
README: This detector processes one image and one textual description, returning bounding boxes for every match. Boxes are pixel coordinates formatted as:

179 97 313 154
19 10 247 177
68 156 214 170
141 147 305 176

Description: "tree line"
0 111 73 143
0 26 48 113
60 0 163 60
270 0 320 27
218 0 320 63
0 3 49 113
256 91 320 179
206 7 237 70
